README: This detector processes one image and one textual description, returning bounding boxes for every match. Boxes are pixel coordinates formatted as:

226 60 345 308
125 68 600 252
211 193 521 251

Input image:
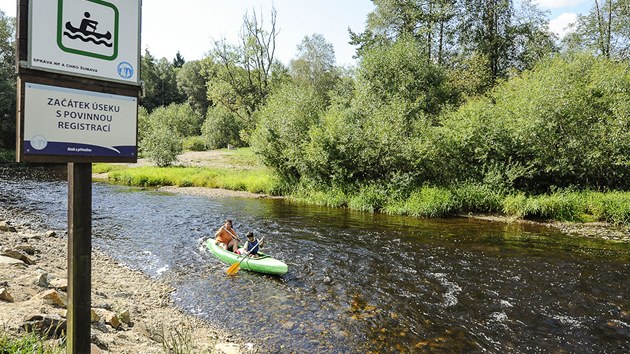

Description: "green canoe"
206 239 288 276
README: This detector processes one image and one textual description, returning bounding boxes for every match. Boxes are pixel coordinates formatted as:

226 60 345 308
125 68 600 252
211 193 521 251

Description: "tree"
250 82 324 182
177 58 215 118
209 7 279 139
139 103 200 166
350 0 459 64
564 0 630 60
356 36 455 119
351 0 555 90
289 34 339 100
173 51 185 68
0 11 16 149
140 50 185 112
435 53 630 192
201 105 243 149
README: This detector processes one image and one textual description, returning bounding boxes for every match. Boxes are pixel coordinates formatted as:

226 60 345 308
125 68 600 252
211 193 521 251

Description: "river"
1 165 629 353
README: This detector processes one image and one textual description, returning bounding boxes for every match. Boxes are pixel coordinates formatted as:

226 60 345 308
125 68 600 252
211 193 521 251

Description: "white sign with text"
29 0 140 83
23 83 137 158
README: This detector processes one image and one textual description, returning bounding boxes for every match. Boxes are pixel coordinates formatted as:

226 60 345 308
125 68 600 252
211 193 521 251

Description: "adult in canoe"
214 219 239 253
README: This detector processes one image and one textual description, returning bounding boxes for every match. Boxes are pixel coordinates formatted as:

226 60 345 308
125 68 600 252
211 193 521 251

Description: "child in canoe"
243 231 265 257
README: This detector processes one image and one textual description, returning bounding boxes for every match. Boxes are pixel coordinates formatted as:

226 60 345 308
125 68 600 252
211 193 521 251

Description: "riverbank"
93 149 630 244
0 212 244 354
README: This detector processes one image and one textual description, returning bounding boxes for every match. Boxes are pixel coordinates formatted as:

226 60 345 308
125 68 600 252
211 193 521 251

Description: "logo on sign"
57 0 119 60
117 62 134 79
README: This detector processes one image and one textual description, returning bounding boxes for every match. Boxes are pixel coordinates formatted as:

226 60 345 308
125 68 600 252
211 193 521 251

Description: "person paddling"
215 219 239 253
243 231 265 258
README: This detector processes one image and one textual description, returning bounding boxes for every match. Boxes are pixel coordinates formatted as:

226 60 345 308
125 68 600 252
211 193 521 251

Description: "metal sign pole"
67 162 92 354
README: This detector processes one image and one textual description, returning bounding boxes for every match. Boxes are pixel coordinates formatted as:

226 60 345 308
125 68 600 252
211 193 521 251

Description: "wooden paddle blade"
226 262 240 275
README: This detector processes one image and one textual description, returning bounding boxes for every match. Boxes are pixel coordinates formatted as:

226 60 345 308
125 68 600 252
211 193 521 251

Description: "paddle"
226 236 264 276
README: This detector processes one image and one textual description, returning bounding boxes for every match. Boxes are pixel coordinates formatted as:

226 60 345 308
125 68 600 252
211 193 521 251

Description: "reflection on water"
1 166 629 353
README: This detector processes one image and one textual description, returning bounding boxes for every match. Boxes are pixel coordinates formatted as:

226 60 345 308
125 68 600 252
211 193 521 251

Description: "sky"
1 0 594 66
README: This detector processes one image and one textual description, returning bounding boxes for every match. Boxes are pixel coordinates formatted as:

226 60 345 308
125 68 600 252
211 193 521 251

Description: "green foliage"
139 103 201 166
451 183 504 213
501 190 630 224
356 36 455 118
0 11 16 149
107 165 280 195
286 38 454 189
587 191 630 225
563 0 629 60
435 53 630 192
141 124 183 167
201 106 243 149
0 329 63 354
251 82 324 181
208 8 281 143
137 106 150 144
92 163 127 174
140 50 185 112
383 186 455 218
176 59 214 117
182 136 207 151
347 184 389 212
289 34 339 102
290 185 348 208
148 103 201 138
0 148 15 163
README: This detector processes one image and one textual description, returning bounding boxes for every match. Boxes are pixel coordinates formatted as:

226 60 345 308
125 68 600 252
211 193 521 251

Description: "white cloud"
548 12 578 38
534 0 587 10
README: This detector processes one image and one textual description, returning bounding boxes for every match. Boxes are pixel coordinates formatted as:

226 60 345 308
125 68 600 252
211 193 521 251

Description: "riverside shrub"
435 53 630 192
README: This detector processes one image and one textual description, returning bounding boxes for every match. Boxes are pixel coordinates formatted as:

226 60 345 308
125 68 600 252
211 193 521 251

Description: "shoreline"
0 211 243 354
158 184 630 243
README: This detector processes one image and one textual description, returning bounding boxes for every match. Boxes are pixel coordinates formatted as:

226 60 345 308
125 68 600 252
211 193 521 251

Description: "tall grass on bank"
98 165 281 195
290 184 630 226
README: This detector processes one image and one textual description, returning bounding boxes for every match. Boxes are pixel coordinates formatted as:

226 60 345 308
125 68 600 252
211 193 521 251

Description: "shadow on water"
1 165 629 353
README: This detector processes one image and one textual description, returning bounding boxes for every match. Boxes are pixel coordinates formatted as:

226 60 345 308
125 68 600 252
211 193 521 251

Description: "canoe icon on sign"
63 12 113 47
57 0 119 61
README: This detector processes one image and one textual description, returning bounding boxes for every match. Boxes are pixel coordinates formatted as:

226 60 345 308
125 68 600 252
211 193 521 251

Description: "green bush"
149 103 202 137
202 106 243 149
250 83 324 181
0 148 15 163
140 124 182 167
435 53 630 192
183 136 207 151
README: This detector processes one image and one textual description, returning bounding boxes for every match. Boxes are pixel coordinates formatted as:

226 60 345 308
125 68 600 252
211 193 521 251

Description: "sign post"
67 163 92 354
16 1 141 352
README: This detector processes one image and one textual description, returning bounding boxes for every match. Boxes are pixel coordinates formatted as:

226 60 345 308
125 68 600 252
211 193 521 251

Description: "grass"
94 148 282 195
290 183 630 226
0 329 64 354
104 166 280 195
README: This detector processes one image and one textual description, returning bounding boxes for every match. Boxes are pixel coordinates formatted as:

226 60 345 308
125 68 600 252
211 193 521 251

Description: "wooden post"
67 163 92 354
